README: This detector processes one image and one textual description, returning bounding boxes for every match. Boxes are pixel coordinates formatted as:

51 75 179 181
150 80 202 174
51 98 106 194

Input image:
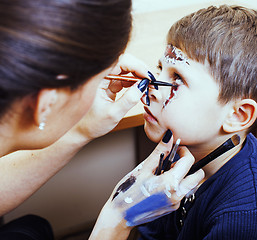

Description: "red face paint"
163 85 178 108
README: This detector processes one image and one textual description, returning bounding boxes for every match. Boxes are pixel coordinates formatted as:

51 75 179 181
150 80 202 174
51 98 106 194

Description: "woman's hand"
73 54 149 142
89 131 204 239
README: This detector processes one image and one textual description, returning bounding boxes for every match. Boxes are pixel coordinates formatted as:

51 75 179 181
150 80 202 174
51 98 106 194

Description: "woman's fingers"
105 53 150 101
165 146 195 181
138 130 174 173
75 54 151 140
160 147 204 203
107 79 149 122
111 130 173 200
109 139 205 227
111 53 149 78
176 169 205 197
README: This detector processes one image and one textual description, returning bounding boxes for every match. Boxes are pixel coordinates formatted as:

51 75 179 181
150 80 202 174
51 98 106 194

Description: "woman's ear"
223 99 257 133
34 89 58 129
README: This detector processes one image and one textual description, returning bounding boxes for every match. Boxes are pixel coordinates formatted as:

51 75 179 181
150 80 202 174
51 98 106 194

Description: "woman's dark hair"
0 0 132 117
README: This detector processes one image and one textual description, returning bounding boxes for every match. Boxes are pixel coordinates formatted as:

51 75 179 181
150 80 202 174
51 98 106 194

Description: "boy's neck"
189 132 247 180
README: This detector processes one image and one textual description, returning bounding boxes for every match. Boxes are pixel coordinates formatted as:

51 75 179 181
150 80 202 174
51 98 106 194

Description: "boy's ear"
223 99 257 133
34 89 58 126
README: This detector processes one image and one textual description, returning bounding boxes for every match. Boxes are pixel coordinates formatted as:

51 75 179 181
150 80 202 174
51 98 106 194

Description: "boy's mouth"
144 107 158 122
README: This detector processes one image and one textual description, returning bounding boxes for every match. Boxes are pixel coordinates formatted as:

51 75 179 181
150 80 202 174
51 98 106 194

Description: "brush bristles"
231 134 240 146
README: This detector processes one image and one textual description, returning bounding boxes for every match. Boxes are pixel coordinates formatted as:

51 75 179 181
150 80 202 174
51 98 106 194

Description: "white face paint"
163 45 189 66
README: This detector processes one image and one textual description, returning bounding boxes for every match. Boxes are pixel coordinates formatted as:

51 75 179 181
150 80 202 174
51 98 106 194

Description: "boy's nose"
140 85 164 106
149 86 164 102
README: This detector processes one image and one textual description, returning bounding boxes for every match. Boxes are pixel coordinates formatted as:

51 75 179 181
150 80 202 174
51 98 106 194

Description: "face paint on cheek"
163 85 178 108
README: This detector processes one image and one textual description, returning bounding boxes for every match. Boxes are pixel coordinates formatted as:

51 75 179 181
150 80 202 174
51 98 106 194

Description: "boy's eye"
172 73 184 86
157 64 162 70
155 64 184 87
156 64 162 75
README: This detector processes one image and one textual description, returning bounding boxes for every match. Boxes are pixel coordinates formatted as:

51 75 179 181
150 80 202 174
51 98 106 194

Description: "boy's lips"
143 107 158 123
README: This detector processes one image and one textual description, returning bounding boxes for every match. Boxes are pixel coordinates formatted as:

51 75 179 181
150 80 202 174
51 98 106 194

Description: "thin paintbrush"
187 134 241 175
155 138 181 176
104 75 140 82
104 74 177 87
162 138 181 173
167 139 181 163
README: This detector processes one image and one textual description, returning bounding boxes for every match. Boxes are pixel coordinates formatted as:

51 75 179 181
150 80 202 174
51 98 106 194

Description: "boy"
139 5 257 239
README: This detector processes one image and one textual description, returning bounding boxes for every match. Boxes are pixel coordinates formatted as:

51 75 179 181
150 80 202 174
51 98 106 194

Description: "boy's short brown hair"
167 5 257 133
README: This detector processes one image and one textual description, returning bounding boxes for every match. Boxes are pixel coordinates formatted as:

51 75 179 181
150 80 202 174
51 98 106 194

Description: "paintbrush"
104 74 177 87
187 134 241 175
155 138 181 176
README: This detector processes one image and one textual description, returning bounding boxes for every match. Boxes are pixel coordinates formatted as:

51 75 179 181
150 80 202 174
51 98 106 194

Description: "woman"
0 0 204 239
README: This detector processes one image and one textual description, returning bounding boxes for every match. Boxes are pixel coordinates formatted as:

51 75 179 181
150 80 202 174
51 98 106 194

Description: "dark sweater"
138 133 257 240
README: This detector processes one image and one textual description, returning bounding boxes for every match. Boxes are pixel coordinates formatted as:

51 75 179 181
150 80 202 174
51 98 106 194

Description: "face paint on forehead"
163 45 189 65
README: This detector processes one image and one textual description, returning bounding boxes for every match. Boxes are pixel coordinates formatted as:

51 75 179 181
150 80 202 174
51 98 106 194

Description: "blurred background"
4 0 256 239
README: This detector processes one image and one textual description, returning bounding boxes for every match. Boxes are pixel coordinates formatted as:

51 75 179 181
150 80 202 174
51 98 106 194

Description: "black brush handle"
187 138 236 175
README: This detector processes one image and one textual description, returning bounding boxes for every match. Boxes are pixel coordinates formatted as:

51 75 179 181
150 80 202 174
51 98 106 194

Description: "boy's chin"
144 124 164 143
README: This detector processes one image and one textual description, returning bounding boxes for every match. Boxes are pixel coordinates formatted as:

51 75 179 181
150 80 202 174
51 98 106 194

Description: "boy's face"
142 45 231 149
